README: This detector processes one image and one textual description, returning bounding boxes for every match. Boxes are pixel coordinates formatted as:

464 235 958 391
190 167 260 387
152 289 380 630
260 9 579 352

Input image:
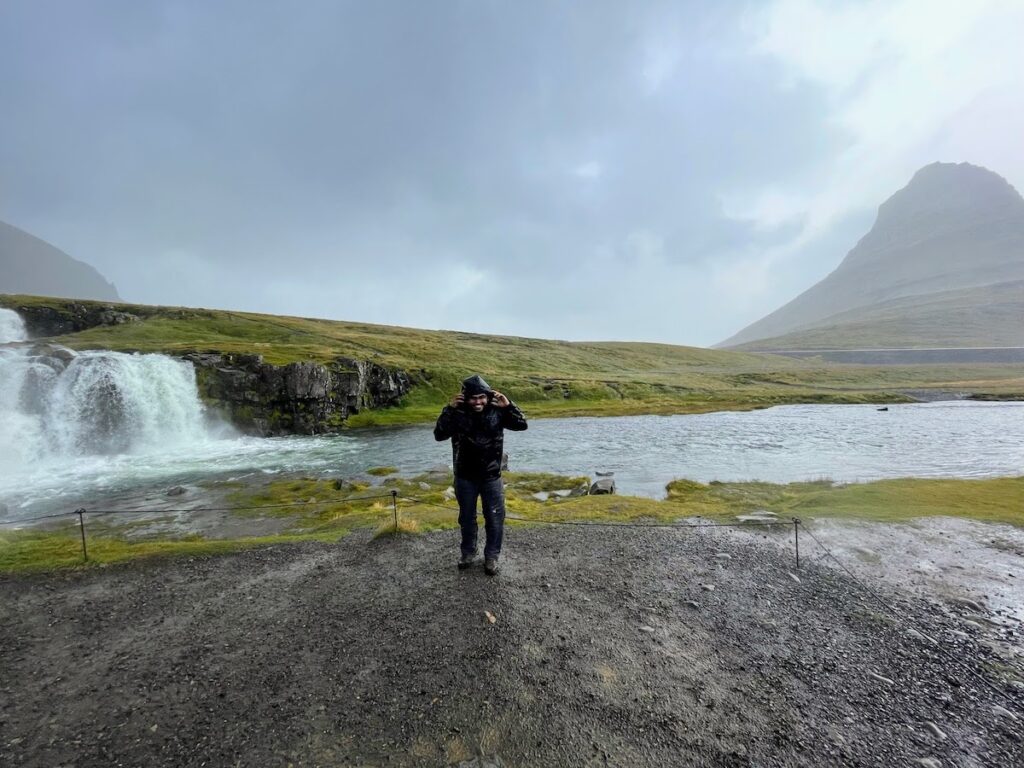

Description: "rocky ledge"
7 301 148 336
185 352 411 435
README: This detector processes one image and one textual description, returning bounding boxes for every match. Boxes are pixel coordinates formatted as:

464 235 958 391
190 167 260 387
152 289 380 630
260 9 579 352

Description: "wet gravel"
2 526 1022 767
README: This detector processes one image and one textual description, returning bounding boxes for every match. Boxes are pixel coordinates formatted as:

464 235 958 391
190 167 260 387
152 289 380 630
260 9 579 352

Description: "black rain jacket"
433 397 528 481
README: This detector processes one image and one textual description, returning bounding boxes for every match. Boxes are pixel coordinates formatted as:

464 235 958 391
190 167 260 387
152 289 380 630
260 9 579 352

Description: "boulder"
590 478 616 495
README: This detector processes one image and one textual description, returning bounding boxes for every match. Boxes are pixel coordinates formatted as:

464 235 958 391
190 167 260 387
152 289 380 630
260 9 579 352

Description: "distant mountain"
0 220 120 301
719 162 1024 349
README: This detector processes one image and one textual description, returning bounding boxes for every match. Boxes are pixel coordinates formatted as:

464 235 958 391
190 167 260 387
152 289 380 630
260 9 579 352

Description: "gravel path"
2 526 1022 767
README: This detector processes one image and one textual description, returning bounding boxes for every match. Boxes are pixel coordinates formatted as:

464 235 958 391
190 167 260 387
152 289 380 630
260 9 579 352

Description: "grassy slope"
732 281 1024 351
3 473 1021 573
3 294 1024 425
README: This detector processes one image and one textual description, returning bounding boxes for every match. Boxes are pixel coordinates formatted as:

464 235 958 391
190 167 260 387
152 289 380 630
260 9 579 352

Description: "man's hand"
491 390 510 408
449 393 465 409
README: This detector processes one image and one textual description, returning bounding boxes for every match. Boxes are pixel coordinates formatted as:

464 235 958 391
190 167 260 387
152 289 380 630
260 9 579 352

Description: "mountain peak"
874 162 1024 230
718 161 1024 349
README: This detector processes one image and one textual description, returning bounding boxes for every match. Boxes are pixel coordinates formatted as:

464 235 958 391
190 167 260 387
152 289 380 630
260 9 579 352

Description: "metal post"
793 517 800 569
391 490 399 533
76 508 88 563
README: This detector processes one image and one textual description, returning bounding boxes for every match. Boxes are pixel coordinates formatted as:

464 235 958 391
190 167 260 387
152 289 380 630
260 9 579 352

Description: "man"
433 374 528 575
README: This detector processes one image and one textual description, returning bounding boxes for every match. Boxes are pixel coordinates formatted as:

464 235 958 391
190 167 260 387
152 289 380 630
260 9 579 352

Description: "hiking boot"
484 558 499 576
458 552 477 570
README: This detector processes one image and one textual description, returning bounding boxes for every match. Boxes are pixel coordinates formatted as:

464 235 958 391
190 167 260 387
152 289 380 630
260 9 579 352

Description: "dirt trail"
2 526 1022 767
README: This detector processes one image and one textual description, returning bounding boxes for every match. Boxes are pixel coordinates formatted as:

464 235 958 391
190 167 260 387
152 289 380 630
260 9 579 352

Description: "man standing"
433 374 528 575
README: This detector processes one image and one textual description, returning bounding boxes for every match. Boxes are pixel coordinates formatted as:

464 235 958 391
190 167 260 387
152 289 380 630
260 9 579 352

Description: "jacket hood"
461 374 492 396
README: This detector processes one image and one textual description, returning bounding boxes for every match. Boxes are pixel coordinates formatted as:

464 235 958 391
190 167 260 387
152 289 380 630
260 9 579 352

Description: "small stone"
149 724 159 733
788 572 801 583
443 487 456 501
868 672 894 685
685 600 699 609
923 722 946 740
992 705 1019 721
950 597 985 612
639 625 656 634
914 759 941 768
962 620 984 630
531 492 550 502
701 584 715 592
484 611 497 624
714 553 732 561
166 486 186 497
418 482 431 491
947 630 969 640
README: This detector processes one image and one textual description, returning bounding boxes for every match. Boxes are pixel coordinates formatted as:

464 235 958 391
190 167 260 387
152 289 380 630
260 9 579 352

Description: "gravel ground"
2 525 1023 767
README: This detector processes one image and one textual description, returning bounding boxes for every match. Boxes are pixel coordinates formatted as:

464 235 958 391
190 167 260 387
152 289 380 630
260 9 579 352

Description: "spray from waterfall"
0 314 212 471
0 307 28 343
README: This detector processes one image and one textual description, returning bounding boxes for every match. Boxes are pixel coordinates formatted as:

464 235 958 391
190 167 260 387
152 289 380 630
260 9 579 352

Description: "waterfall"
0 308 27 343
0 336 211 472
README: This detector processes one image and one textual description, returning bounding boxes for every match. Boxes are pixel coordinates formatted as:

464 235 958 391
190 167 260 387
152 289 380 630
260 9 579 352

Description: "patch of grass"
373 517 422 538
666 476 1024 526
504 472 591 494
0 526 348 574
366 466 398 476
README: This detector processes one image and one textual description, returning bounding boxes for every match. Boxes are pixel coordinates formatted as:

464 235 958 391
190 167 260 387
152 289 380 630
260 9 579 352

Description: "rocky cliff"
185 352 411 435
8 299 146 337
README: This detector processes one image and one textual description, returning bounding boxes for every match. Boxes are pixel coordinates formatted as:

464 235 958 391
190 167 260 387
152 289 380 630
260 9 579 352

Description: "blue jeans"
454 476 506 559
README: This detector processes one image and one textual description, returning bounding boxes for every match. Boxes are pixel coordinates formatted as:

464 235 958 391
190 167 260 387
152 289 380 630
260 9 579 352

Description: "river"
1 399 1022 521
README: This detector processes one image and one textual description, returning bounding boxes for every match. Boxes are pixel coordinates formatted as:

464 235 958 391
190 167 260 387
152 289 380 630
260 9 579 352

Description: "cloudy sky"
2 0 1022 347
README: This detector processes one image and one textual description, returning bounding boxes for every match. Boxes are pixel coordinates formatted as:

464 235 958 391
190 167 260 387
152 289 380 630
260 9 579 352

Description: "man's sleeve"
501 402 528 431
434 406 457 441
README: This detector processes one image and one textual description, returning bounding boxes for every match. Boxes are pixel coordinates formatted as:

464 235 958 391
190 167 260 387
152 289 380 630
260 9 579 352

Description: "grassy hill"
3 294 1023 425
734 281 1024 351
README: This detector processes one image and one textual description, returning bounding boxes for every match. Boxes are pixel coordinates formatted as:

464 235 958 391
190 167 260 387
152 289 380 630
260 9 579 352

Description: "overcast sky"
2 0 1022 347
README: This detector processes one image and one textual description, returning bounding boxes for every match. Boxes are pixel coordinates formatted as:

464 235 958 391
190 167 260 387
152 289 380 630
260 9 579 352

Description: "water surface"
2 401 1021 520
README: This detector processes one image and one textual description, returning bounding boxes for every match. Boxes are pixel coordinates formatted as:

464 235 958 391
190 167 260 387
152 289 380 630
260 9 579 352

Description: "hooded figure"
434 374 528 574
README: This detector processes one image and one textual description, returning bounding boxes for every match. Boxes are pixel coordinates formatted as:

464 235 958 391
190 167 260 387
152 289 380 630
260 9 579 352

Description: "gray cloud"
2 1 1018 345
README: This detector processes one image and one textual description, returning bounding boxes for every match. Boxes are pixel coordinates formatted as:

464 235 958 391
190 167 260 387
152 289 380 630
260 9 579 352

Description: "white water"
0 339 213 490
0 308 27 343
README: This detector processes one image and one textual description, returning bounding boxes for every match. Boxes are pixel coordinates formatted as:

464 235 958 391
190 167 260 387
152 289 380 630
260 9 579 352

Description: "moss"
367 466 399 476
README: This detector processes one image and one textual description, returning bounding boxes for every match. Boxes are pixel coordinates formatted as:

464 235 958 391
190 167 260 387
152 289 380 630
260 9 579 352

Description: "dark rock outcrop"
6 301 142 338
185 353 411 435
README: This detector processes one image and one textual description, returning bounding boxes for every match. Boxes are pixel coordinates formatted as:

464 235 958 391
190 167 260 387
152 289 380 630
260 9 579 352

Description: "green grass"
5 294 1022 427
666 476 1024 526
0 526 348 573
4 473 1020 574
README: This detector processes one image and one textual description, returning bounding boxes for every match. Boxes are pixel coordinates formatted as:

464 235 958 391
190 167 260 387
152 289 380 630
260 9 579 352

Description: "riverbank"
4 294 1023 430
3 472 1022 574
2 525 1022 767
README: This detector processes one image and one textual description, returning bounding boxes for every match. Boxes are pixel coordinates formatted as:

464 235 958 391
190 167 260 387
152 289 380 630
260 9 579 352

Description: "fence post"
793 517 800 569
76 508 88 563
391 490 399 533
